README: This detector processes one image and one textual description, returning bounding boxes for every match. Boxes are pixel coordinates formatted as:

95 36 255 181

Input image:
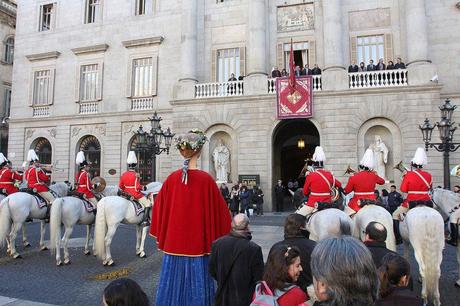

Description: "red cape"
150 169 231 256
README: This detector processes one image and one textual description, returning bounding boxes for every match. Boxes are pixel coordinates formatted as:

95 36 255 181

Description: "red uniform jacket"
0 167 22 194
119 170 144 199
344 171 385 212
25 166 49 192
76 170 95 199
400 169 432 208
303 169 342 207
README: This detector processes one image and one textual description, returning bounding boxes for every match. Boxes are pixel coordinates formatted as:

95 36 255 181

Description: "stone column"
245 0 268 95
321 0 348 91
174 0 198 99
405 0 436 85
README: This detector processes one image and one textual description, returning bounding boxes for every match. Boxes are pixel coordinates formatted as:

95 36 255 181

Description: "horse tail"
339 218 352 236
0 197 11 248
49 198 63 254
94 198 107 259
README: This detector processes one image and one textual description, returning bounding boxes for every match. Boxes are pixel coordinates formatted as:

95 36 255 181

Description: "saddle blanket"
82 200 96 213
34 195 47 209
132 200 144 216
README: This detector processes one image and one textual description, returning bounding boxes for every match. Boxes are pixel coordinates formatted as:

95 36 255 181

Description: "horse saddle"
20 188 48 208
359 199 385 208
117 190 144 216
69 191 96 213
409 200 434 209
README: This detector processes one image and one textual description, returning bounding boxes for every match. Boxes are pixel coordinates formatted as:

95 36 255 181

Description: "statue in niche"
368 135 389 180
212 139 230 182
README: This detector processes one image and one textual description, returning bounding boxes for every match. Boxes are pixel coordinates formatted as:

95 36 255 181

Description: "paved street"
1 214 460 305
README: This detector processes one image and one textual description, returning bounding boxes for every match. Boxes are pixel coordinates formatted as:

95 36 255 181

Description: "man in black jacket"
269 214 317 293
364 222 397 267
209 213 264 306
387 185 403 214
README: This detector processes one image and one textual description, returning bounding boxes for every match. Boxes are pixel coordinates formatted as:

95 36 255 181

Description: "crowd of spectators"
221 182 264 217
271 64 322 78
349 57 406 73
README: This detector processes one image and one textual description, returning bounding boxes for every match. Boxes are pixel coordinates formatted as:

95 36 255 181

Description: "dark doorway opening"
294 50 303 68
272 119 320 212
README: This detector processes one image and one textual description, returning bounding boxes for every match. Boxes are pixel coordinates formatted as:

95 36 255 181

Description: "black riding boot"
141 207 151 226
393 220 403 245
44 205 51 223
446 223 458 247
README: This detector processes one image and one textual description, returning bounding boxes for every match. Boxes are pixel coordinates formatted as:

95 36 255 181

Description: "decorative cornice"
26 51 61 62
122 36 164 49
72 44 109 55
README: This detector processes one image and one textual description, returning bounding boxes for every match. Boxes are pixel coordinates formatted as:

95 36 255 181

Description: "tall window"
132 57 153 97
39 3 55 31
217 48 240 83
4 37 13 64
33 137 52 165
80 64 100 101
357 35 384 64
130 136 152 184
135 0 152 15
3 87 11 117
33 70 53 106
85 0 101 24
79 135 101 178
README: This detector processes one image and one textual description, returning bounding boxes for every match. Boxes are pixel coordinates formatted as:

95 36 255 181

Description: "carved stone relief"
349 8 391 31
71 124 106 138
277 3 315 32
48 128 57 138
25 129 35 140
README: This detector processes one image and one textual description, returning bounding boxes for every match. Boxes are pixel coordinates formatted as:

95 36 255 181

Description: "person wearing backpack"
251 245 308 306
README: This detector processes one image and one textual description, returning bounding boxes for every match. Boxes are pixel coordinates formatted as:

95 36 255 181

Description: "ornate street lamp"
134 113 175 181
420 99 460 189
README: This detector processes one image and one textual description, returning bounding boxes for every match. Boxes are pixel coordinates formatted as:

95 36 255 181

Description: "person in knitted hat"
392 148 432 245
75 151 98 208
0 153 22 195
343 149 385 216
150 129 231 306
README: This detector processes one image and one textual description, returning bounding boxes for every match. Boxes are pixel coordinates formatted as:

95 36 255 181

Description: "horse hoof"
136 250 141 256
56 260 62 266
455 281 460 288
139 251 146 258
107 259 114 266
13 253 22 259
64 259 71 265
23 242 31 248
84 250 91 256
102 260 108 266
40 246 48 251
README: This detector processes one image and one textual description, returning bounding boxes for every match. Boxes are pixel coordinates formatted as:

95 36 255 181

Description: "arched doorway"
129 136 153 184
32 137 52 164
272 119 320 211
78 135 101 178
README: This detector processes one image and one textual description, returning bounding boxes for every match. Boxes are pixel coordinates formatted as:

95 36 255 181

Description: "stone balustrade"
131 97 154 111
79 101 99 114
349 69 408 89
195 81 244 98
32 106 50 117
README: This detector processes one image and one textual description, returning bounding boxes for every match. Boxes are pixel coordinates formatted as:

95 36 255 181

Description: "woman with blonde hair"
150 129 231 306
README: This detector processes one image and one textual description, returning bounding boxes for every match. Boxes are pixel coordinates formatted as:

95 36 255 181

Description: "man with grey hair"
209 213 264 306
311 236 379 306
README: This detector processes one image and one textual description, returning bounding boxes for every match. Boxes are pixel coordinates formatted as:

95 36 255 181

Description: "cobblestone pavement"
0 214 459 305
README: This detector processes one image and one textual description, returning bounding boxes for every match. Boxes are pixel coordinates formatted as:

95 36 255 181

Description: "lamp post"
419 99 460 189
134 111 175 181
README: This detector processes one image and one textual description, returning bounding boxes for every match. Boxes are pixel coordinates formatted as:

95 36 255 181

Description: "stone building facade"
8 0 460 211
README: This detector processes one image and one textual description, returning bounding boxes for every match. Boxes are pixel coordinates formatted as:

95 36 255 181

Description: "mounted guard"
25 149 55 207
393 147 433 245
75 151 98 208
297 146 342 216
119 151 152 225
0 153 22 195
344 149 385 217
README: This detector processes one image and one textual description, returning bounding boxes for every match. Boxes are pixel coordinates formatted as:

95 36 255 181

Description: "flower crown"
174 129 208 151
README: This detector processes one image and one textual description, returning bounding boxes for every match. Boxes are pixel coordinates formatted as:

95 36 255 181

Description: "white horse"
94 182 162 266
432 187 460 287
0 182 70 258
296 206 353 241
351 204 396 251
399 205 444 306
49 196 96 266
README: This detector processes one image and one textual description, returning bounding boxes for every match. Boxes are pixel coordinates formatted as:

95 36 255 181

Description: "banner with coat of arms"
276 76 313 119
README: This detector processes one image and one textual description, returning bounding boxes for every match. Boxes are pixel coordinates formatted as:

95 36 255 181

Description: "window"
132 57 154 97
39 3 55 31
135 0 152 15
79 64 100 101
3 87 11 117
216 48 241 83
4 37 13 64
283 42 309 69
78 135 101 178
130 136 152 184
33 70 53 106
85 0 101 24
357 35 384 65
33 137 52 165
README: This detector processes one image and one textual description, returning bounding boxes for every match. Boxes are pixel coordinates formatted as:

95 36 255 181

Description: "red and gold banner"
276 75 313 119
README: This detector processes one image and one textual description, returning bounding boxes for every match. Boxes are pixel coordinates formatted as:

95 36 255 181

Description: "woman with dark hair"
260 245 307 305
376 253 423 306
102 278 149 306
229 185 240 216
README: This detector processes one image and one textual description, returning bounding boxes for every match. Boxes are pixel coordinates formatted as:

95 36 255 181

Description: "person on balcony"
271 67 281 78
312 64 322 75
377 59 386 70
348 62 359 73
387 61 395 70
394 57 406 69
227 73 237 95
281 68 288 76
295 66 301 77
304 64 312 75
367 59 376 71
358 62 366 72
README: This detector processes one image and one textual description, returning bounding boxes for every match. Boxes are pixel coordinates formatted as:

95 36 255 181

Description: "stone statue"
212 140 230 182
368 135 389 179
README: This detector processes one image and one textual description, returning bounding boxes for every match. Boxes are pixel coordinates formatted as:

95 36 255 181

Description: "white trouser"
38 191 55 205
137 196 152 208
87 197 98 208
296 205 316 217
344 206 357 217
392 206 409 220
450 209 460 225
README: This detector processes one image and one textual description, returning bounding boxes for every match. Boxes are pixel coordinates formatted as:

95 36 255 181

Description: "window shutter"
152 55 158 96
29 71 35 106
308 40 316 67
384 33 393 64
239 46 246 77
211 49 217 82
49 68 55 105
350 36 357 65
277 43 283 69
38 5 43 31
96 62 103 101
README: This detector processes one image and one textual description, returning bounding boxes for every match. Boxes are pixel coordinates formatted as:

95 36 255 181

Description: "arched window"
32 137 52 164
4 37 13 64
129 136 153 184
78 135 101 178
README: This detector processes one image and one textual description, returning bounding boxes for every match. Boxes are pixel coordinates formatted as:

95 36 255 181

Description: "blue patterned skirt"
155 254 215 306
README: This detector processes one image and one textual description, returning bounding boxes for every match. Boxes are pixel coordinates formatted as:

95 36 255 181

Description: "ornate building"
8 0 460 210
